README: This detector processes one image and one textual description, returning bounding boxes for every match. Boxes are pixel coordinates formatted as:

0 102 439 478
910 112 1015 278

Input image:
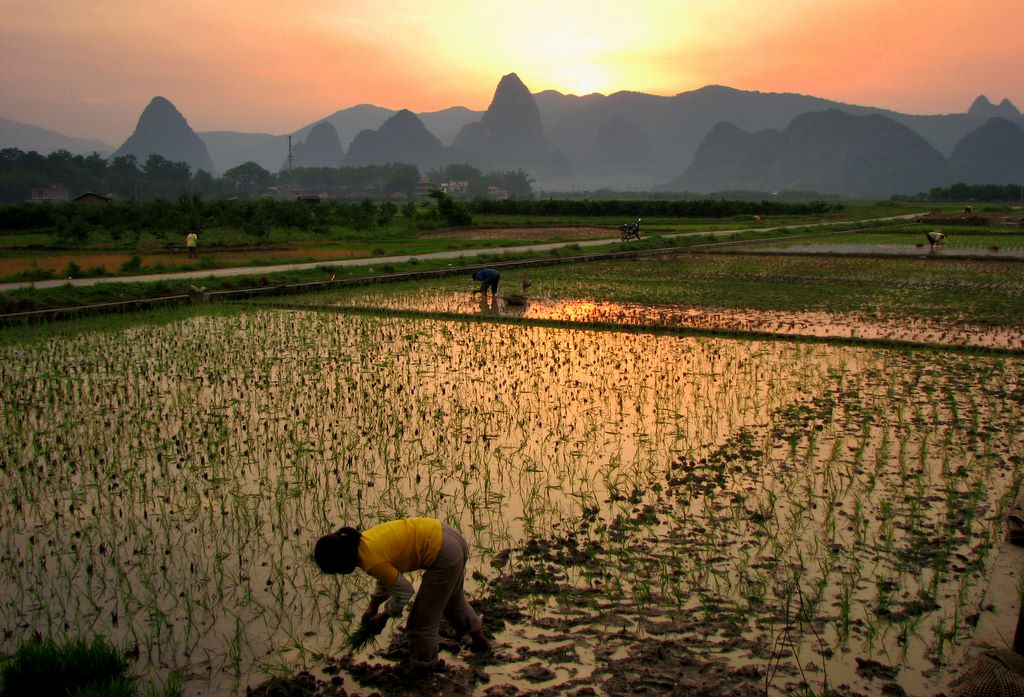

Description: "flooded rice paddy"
325 288 1024 350
1 303 1023 696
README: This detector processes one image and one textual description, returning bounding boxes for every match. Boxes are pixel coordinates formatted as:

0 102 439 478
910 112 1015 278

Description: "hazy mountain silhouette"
968 96 1022 120
197 131 287 174
199 105 480 174
9 80 1024 194
0 116 112 156
344 109 449 170
127 85 1024 189
419 107 482 147
671 109 951 197
452 73 569 180
113 96 216 175
949 117 1024 185
534 86 1023 189
291 105 394 150
288 121 344 169
577 116 653 187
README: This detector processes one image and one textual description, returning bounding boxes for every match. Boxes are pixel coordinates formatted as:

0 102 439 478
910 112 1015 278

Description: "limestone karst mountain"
288 121 344 169
968 96 1022 121
949 117 1024 185
671 109 951 197
344 109 449 170
452 73 569 180
8 83 1024 194
112 96 216 175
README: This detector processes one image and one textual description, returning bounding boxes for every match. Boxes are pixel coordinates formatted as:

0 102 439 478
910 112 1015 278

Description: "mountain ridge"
3 82 1021 193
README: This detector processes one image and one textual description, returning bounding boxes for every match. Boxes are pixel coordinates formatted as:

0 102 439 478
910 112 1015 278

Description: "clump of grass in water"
0 635 180 697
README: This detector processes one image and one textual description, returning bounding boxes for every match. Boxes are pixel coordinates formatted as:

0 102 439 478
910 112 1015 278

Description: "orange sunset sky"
2 0 1022 146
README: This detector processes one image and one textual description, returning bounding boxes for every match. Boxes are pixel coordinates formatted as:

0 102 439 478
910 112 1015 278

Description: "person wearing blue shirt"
472 268 500 297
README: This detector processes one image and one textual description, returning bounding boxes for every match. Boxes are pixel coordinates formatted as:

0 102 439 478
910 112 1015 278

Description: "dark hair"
314 527 361 574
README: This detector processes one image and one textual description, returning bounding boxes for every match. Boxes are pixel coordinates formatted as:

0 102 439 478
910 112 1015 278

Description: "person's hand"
361 611 388 635
361 599 382 625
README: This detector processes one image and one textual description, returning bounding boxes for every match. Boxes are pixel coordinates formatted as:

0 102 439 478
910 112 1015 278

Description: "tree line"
895 183 1024 203
0 148 535 203
467 198 840 217
0 191 478 241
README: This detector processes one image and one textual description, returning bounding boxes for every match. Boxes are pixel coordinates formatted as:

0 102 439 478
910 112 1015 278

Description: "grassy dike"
0 224 850 317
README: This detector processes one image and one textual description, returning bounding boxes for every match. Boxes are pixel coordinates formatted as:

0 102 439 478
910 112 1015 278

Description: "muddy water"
1 310 1022 696
327 289 1024 350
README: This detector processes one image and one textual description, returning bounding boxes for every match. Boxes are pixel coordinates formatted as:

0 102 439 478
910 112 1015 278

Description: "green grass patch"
0 636 180 697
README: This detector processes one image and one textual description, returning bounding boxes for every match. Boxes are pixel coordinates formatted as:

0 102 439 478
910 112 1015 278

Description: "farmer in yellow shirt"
314 517 489 666
185 230 198 259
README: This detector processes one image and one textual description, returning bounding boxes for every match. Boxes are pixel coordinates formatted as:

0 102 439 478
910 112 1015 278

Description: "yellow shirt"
358 518 442 586
186 233 197 247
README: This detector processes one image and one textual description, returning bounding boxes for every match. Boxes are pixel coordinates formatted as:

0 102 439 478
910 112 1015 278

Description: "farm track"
0 215 924 292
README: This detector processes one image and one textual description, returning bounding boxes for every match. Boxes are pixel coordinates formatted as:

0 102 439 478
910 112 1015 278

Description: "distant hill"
196 131 287 174
670 109 951 197
113 97 216 175
968 95 1022 120
344 110 449 170
7 80 1023 194
419 107 481 146
950 117 1024 185
534 86 1023 189
452 73 570 182
290 121 345 169
0 116 112 156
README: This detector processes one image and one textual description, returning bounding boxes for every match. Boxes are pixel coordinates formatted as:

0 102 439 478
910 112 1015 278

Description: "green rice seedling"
0 636 135 697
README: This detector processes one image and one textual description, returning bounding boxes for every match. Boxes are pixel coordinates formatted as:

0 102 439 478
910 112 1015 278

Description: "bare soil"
0 247 369 278
419 226 614 241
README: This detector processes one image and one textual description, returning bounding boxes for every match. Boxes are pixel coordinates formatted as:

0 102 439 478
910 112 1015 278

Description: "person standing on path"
314 517 490 667
186 230 198 259
472 268 500 297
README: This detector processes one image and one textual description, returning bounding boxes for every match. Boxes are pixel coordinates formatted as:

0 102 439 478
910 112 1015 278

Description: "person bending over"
314 517 489 667
472 268 500 297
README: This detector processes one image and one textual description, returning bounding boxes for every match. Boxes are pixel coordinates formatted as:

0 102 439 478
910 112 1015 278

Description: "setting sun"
0 0 1021 143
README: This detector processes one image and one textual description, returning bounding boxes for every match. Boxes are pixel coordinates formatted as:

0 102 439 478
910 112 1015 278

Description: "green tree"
382 164 420 196
428 189 473 226
223 161 273 198
494 169 534 198
142 154 191 183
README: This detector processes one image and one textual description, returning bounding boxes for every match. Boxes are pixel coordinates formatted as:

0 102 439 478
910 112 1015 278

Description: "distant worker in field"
314 518 490 668
926 230 946 252
472 268 500 297
186 230 198 259
753 215 763 224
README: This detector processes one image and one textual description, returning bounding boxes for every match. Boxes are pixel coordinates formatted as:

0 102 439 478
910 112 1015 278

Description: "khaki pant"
406 522 482 666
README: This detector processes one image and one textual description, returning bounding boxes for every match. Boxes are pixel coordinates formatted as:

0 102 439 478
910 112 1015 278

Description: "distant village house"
440 180 470 197
412 177 433 201
74 192 112 206
29 184 70 204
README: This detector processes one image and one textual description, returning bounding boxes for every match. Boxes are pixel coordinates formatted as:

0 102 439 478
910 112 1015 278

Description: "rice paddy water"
1 295 1021 695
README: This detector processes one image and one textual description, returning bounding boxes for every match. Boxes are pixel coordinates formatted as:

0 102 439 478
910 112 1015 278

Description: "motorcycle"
620 218 641 242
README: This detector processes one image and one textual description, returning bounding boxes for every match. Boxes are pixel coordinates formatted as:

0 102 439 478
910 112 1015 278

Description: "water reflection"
328 290 1022 350
3 310 1022 696
478 293 498 314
